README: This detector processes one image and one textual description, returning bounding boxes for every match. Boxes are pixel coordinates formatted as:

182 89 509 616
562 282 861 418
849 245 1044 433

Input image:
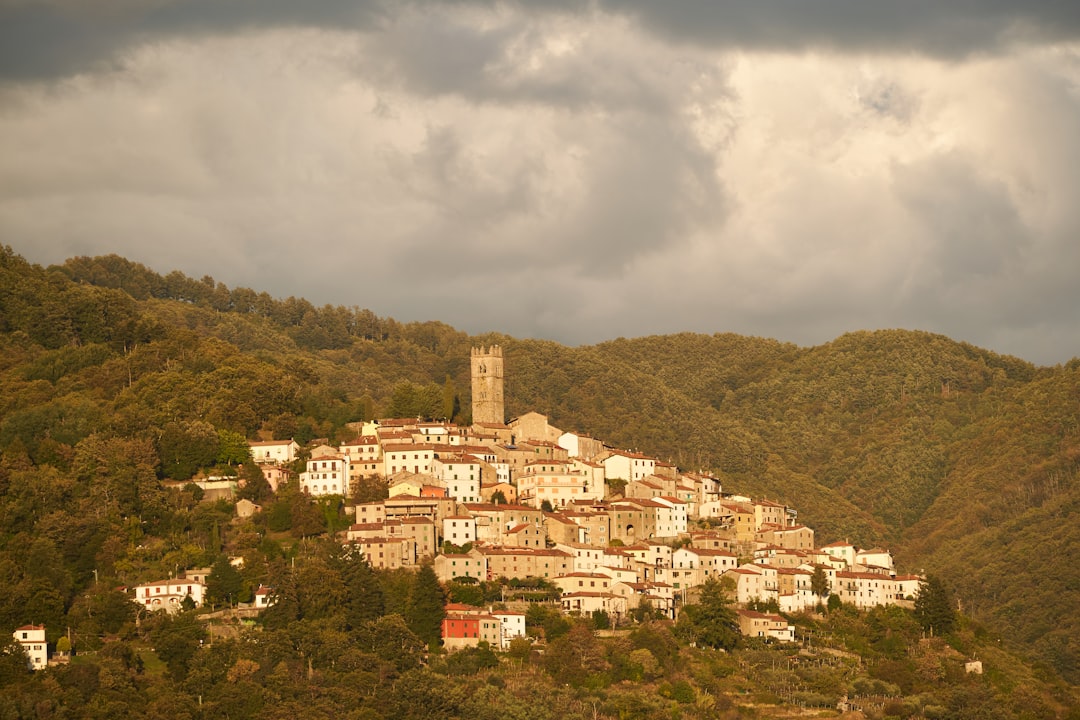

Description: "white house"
602 450 657 482
671 547 738 590
834 571 901 609
491 612 526 649
12 625 47 670
820 542 857 568
132 578 206 612
725 565 779 605
443 515 477 545
652 496 689 537
855 548 895 572
249 439 300 465
561 591 628 619
432 456 482 504
253 586 276 608
299 445 351 497
382 443 435 477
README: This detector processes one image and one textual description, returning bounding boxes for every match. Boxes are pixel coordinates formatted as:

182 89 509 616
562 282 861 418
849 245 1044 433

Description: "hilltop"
1 246 1078 692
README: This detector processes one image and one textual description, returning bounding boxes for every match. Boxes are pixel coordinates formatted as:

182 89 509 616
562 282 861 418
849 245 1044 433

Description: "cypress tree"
914 574 957 636
344 556 385 629
406 565 446 649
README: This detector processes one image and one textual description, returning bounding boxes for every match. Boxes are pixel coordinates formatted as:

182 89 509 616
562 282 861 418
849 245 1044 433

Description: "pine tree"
676 577 739 650
343 555 385 629
406 565 446 649
914 574 957 636
206 555 244 607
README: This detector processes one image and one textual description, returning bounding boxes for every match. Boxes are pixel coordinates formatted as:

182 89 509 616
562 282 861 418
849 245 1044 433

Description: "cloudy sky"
2 1 1079 365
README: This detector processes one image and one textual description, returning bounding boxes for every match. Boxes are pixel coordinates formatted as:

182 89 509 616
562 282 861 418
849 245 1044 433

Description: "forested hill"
1 246 1078 683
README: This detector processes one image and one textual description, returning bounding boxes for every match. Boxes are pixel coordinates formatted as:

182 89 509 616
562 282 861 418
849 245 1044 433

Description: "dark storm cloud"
3 2 1080 366
0 0 387 80
601 1 1080 57
4 0 1080 81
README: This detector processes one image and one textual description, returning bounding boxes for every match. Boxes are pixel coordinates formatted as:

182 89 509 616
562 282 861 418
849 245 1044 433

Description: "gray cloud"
4 1 1080 82
601 1 1080 58
2 5 1080 365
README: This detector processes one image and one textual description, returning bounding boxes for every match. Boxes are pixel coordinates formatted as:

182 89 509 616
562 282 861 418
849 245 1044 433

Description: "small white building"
12 625 47 670
249 439 300 465
299 445 351 496
432 456 482 504
443 515 477 545
652 497 689 537
492 611 526 649
253 586 275 608
382 443 435 477
602 450 657 482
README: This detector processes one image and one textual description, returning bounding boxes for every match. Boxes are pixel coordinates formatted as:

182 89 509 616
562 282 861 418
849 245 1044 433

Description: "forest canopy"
1 246 1078 687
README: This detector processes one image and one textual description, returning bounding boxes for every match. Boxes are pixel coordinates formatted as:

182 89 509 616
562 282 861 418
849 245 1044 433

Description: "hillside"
1 246 1078 685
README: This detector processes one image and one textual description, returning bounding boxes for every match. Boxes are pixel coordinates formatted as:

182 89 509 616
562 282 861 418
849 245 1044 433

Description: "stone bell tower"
471 345 505 425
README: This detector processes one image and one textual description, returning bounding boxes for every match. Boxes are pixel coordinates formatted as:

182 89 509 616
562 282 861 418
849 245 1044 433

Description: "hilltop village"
118 346 920 656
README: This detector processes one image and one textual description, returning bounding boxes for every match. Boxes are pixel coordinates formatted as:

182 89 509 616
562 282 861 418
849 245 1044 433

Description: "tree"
811 565 829 599
148 611 205 682
441 376 460 421
914 575 957 636
351 474 389 503
406 565 446 649
445 578 484 606
526 603 570 641
216 429 251 466
236 462 273 503
340 552 385 629
157 420 220 479
355 614 425 673
676 577 739 650
542 621 609 686
490 490 507 505
206 555 245 607
289 491 326 538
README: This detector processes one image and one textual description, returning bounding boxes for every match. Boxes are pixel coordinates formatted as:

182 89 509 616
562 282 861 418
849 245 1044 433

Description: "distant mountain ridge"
1 246 1077 683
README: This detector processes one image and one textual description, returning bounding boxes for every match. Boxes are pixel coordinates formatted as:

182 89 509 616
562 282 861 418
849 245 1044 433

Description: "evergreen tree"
914 574 957 636
342 553 385 629
406 565 446 649
206 555 244 607
811 565 829 599
676 577 739 650
236 462 273 503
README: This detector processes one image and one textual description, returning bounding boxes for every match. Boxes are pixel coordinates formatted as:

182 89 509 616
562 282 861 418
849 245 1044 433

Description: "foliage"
1 246 1079 688
915 574 958 636
206 555 245 606
675 578 739 651
406 565 446 649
